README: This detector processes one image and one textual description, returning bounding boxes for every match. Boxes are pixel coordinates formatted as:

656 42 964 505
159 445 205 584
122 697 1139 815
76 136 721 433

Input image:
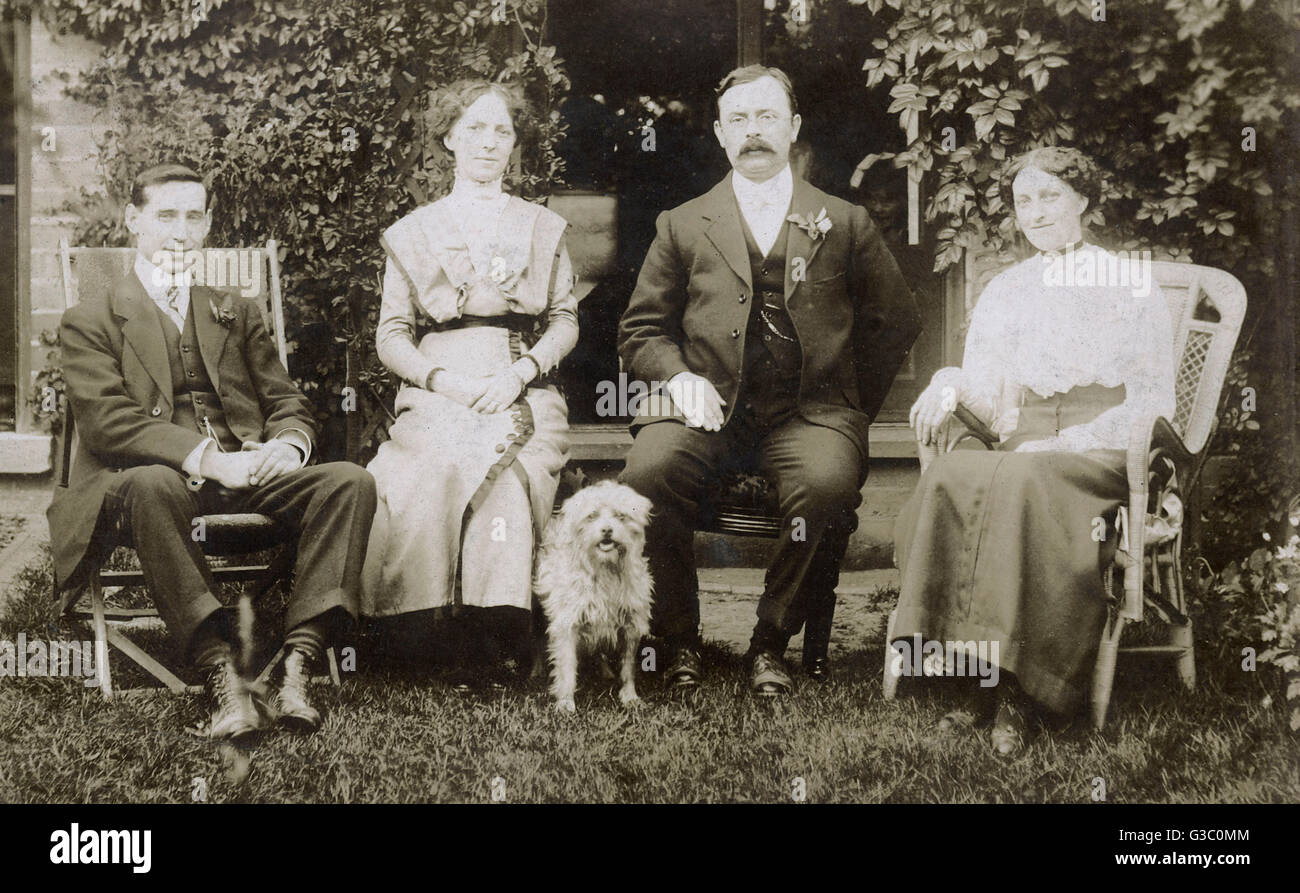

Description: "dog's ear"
554 488 589 539
627 491 654 526
553 494 576 537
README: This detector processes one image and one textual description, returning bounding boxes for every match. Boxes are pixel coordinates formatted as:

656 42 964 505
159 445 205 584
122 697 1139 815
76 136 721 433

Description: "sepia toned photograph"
0 0 1295 830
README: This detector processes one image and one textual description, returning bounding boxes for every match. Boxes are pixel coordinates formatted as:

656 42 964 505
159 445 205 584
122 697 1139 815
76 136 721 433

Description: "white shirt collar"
731 164 793 210
1037 239 1090 259
134 252 190 303
449 175 507 203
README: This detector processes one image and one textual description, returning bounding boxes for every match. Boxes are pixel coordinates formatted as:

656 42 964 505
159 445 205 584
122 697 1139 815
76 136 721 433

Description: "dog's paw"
554 698 577 714
619 689 642 708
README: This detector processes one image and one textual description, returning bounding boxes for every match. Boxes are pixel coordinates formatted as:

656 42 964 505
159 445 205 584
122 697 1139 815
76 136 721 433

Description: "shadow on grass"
1 549 1296 803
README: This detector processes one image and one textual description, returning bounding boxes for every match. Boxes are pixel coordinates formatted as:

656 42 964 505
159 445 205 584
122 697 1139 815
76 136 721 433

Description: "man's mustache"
740 139 773 154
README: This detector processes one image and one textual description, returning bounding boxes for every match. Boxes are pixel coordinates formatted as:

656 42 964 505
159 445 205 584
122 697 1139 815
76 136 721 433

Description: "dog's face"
556 481 652 570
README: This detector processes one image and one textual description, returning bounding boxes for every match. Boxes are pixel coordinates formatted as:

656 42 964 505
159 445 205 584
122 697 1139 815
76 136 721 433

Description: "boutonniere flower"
210 296 237 329
488 255 527 296
787 207 832 241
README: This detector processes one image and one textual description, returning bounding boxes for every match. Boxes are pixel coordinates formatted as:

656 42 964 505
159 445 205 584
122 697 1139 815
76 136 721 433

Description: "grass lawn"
1 550 1296 804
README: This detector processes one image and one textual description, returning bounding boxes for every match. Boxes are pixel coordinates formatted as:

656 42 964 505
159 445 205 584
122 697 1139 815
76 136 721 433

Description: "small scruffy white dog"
535 480 654 712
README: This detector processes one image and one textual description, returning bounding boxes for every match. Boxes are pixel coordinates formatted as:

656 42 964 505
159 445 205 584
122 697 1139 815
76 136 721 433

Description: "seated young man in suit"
48 163 376 740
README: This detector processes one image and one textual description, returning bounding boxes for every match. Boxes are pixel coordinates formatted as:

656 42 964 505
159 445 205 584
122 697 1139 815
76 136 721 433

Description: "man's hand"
429 370 490 409
470 369 524 414
198 449 259 491
666 371 726 431
909 378 960 447
241 440 302 486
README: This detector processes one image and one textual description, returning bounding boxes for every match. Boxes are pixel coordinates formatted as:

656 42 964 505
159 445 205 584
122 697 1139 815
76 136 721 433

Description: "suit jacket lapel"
112 272 173 409
784 177 827 304
700 177 753 293
190 285 230 392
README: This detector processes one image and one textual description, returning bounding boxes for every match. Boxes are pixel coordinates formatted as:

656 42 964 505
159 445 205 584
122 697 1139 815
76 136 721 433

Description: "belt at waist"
1019 382 1126 414
429 312 539 335
1003 383 1126 447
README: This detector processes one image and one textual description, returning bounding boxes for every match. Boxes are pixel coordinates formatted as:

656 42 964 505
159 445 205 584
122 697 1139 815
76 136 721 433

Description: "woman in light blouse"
361 79 578 688
893 147 1176 754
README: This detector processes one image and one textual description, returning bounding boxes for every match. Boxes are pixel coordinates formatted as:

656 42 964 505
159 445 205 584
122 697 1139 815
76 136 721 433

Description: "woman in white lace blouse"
892 147 1175 754
360 80 578 689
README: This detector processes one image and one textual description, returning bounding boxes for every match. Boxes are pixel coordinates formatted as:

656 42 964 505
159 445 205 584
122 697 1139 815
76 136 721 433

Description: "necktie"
163 284 184 330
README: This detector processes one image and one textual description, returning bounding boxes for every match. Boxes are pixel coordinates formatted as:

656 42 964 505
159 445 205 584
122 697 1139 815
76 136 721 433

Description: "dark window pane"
549 0 736 424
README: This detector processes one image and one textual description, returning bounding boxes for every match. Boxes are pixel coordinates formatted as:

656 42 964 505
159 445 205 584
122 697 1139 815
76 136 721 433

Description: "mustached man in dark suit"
48 164 376 740
619 67 921 696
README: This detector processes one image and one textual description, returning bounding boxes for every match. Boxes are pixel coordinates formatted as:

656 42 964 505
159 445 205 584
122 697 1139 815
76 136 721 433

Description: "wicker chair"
882 261 1246 729
54 240 339 697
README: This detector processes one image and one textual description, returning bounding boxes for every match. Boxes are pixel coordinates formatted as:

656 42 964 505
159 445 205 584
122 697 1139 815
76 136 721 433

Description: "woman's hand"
430 370 490 409
909 376 960 447
470 369 524 413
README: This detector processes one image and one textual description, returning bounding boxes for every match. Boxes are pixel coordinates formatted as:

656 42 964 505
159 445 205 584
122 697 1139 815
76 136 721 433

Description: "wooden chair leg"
89 578 113 699
255 644 288 686
326 646 341 687
1091 613 1126 730
103 627 192 694
882 609 900 700
257 643 340 687
802 592 835 666
1171 619 1196 691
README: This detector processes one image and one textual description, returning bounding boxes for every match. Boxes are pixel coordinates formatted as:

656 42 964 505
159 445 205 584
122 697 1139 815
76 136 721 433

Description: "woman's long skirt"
360 324 569 618
892 386 1128 714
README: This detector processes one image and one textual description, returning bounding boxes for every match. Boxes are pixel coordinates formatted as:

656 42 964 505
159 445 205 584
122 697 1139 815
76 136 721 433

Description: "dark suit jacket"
618 174 922 458
47 268 316 601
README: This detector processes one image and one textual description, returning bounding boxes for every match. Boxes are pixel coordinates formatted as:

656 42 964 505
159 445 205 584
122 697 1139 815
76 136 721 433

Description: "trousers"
97 462 376 659
620 412 862 646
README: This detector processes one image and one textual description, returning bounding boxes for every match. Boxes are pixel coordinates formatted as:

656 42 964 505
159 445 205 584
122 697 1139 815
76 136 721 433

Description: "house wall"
0 17 102 473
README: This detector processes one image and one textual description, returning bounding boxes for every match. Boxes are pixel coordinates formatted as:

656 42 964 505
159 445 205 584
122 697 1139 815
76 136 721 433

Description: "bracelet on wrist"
424 366 445 391
520 354 542 381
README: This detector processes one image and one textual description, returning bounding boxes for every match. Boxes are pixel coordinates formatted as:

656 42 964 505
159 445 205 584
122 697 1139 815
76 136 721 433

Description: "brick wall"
27 17 105 350
0 18 103 472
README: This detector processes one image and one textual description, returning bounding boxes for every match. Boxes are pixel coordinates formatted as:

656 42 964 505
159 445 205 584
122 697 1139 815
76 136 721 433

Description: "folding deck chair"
53 239 340 697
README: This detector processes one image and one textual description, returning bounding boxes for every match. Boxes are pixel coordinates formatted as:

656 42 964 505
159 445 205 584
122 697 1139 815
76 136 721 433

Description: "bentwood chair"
54 239 339 698
882 261 1246 729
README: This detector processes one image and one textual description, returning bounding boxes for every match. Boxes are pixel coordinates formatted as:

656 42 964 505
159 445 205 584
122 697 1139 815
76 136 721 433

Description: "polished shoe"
481 664 513 694
273 648 322 733
749 650 793 697
990 696 1027 757
446 667 505 695
205 659 261 743
802 654 830 682
664 647 703 690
